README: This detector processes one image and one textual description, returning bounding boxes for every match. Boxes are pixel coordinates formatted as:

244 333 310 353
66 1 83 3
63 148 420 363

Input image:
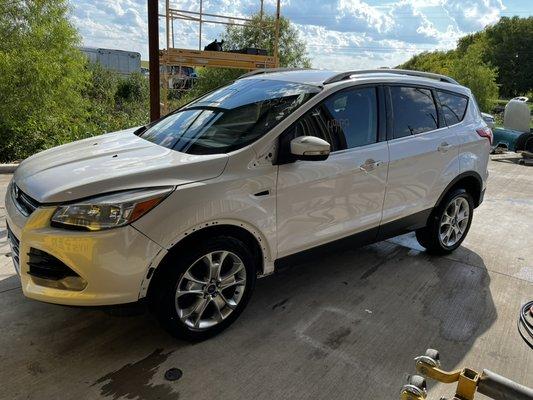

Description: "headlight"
51 187 173 231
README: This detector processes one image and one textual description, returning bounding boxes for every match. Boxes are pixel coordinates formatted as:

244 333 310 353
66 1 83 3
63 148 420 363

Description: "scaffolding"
161 0 281 71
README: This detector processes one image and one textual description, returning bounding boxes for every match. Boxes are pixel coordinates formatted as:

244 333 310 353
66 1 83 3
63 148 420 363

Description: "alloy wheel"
439 196 470 247
175 251 247 330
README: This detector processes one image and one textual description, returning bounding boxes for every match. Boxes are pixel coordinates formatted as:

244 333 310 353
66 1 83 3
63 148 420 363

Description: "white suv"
6 69 491 340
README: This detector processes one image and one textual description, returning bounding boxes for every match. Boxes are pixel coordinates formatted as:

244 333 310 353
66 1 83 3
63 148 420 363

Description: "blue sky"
70 0 532 69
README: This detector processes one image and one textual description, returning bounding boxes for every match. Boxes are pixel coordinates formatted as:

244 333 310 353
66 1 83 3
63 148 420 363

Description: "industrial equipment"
400 349 533 400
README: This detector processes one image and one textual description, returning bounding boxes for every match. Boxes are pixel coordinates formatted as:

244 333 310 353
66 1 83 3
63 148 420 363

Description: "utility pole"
148 0 160 121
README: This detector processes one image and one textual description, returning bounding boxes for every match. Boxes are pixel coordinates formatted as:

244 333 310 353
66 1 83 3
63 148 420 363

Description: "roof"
240 69 339 86
239 68 466 93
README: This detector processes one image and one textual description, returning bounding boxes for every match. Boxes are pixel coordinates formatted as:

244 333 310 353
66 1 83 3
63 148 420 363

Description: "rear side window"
390 86 438 138
437 91 468 125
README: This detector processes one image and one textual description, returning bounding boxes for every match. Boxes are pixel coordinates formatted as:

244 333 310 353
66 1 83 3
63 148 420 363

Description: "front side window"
139 79 319 154
322 87 378 149
279 87 378 156
390 86 438 138
437 90 468 125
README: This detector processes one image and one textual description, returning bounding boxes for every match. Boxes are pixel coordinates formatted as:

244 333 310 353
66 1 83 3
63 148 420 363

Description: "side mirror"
290 136 331 161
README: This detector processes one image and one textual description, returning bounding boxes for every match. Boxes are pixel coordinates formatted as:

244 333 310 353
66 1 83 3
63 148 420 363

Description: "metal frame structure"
149 0 282 120
161 0 281 70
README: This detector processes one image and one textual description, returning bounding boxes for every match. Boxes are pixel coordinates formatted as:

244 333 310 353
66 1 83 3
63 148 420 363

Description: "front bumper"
5 185 165 306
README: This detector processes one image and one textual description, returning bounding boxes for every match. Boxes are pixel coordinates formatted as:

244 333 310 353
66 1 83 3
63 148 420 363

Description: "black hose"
518 300 533 349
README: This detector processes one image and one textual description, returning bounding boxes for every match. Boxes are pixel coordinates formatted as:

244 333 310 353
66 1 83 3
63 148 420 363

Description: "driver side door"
276 86 389 258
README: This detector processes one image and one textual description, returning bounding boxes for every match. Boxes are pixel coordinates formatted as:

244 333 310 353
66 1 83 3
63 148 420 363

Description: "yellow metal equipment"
159 0 282 113
400 349 533 400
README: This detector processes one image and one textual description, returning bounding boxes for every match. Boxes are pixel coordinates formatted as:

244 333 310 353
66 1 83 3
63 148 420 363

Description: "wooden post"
273 0 281 67
165 0 170 50
171 17 175 48
148 0 160 121
199 0 203 50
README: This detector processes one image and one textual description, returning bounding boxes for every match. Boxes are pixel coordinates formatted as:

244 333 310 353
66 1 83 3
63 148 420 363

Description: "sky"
70 0 532 70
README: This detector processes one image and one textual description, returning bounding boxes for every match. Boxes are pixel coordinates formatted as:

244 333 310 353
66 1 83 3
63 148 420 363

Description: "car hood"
13 128 229 203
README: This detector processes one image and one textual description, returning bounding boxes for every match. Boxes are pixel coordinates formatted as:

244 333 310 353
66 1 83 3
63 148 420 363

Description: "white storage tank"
504 97 530 133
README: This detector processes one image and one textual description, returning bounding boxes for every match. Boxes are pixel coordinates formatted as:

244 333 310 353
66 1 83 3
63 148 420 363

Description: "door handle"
359 159 382 172
437 142 452 153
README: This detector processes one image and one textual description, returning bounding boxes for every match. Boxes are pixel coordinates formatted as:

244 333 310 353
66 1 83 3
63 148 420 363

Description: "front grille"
6 224 20 275
27 248 79 281
11 183 40 216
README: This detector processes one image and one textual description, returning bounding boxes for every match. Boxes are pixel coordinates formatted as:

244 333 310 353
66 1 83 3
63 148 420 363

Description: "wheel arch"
435 171 483 210
145 222 270 301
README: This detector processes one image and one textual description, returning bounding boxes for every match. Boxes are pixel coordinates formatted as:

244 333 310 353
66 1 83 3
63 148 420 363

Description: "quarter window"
437 91 468 125
390 87 438 138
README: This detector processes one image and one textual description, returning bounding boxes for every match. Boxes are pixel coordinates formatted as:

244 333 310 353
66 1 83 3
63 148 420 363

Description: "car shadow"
0 233 497 399
242 233 496 398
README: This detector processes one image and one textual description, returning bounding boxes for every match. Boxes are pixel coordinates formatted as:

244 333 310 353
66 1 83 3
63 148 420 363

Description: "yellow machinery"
161 0 280 69
159 0 281 112
400 349 533 400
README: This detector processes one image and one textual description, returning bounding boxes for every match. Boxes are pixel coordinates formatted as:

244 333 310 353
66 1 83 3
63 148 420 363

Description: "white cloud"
68 0 515 70
441 0 505 31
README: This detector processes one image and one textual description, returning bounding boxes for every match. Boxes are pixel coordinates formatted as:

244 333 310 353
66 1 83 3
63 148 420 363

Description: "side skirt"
273 208 432 271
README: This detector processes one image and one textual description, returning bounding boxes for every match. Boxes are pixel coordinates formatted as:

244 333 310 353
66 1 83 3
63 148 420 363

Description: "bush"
0 0 89 162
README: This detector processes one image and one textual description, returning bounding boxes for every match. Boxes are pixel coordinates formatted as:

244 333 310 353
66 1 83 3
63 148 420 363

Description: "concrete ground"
0 154 531 400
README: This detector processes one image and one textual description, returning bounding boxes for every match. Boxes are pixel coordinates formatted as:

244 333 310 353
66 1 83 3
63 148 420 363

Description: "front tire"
416 188 474 255
151 236 257 341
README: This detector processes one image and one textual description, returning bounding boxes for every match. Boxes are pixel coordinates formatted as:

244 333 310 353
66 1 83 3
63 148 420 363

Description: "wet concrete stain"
324 326 351 350
359 258 389 280
424 262 494 343
94 349 178 400
272 298 290 310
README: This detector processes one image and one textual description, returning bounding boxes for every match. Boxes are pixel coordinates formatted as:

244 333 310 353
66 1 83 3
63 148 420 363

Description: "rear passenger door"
276 86 389 257
381 85 461 228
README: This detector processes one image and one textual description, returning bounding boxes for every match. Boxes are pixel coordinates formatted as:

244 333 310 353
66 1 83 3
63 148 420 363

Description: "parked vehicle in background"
6 68 490 341
80 47 141 76
481 112 495 129
161 65 198 90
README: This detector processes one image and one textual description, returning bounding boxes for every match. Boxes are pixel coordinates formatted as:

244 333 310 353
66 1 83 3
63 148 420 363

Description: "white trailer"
80 47 141 76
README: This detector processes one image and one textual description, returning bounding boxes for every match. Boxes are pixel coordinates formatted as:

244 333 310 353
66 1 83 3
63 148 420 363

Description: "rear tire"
150 236 257 341
415 188 474 255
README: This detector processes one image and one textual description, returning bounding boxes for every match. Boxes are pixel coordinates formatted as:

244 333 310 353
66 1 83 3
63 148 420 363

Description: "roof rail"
323 69 459 85
239 67 311 79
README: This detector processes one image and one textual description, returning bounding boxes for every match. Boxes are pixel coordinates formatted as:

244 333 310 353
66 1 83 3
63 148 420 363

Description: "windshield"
139 79 320 154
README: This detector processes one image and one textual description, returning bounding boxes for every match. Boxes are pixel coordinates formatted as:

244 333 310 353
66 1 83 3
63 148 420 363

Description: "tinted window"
281 87 377 153
140 79 319 154
390 87 438 138
323 87 378 149
438 91 468 125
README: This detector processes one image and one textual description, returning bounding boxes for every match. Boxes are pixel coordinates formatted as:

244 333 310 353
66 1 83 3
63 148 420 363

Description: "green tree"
448 43 499 112
0 0 89 162
223 14 311 69
482 17 533 98
399 42 498 112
